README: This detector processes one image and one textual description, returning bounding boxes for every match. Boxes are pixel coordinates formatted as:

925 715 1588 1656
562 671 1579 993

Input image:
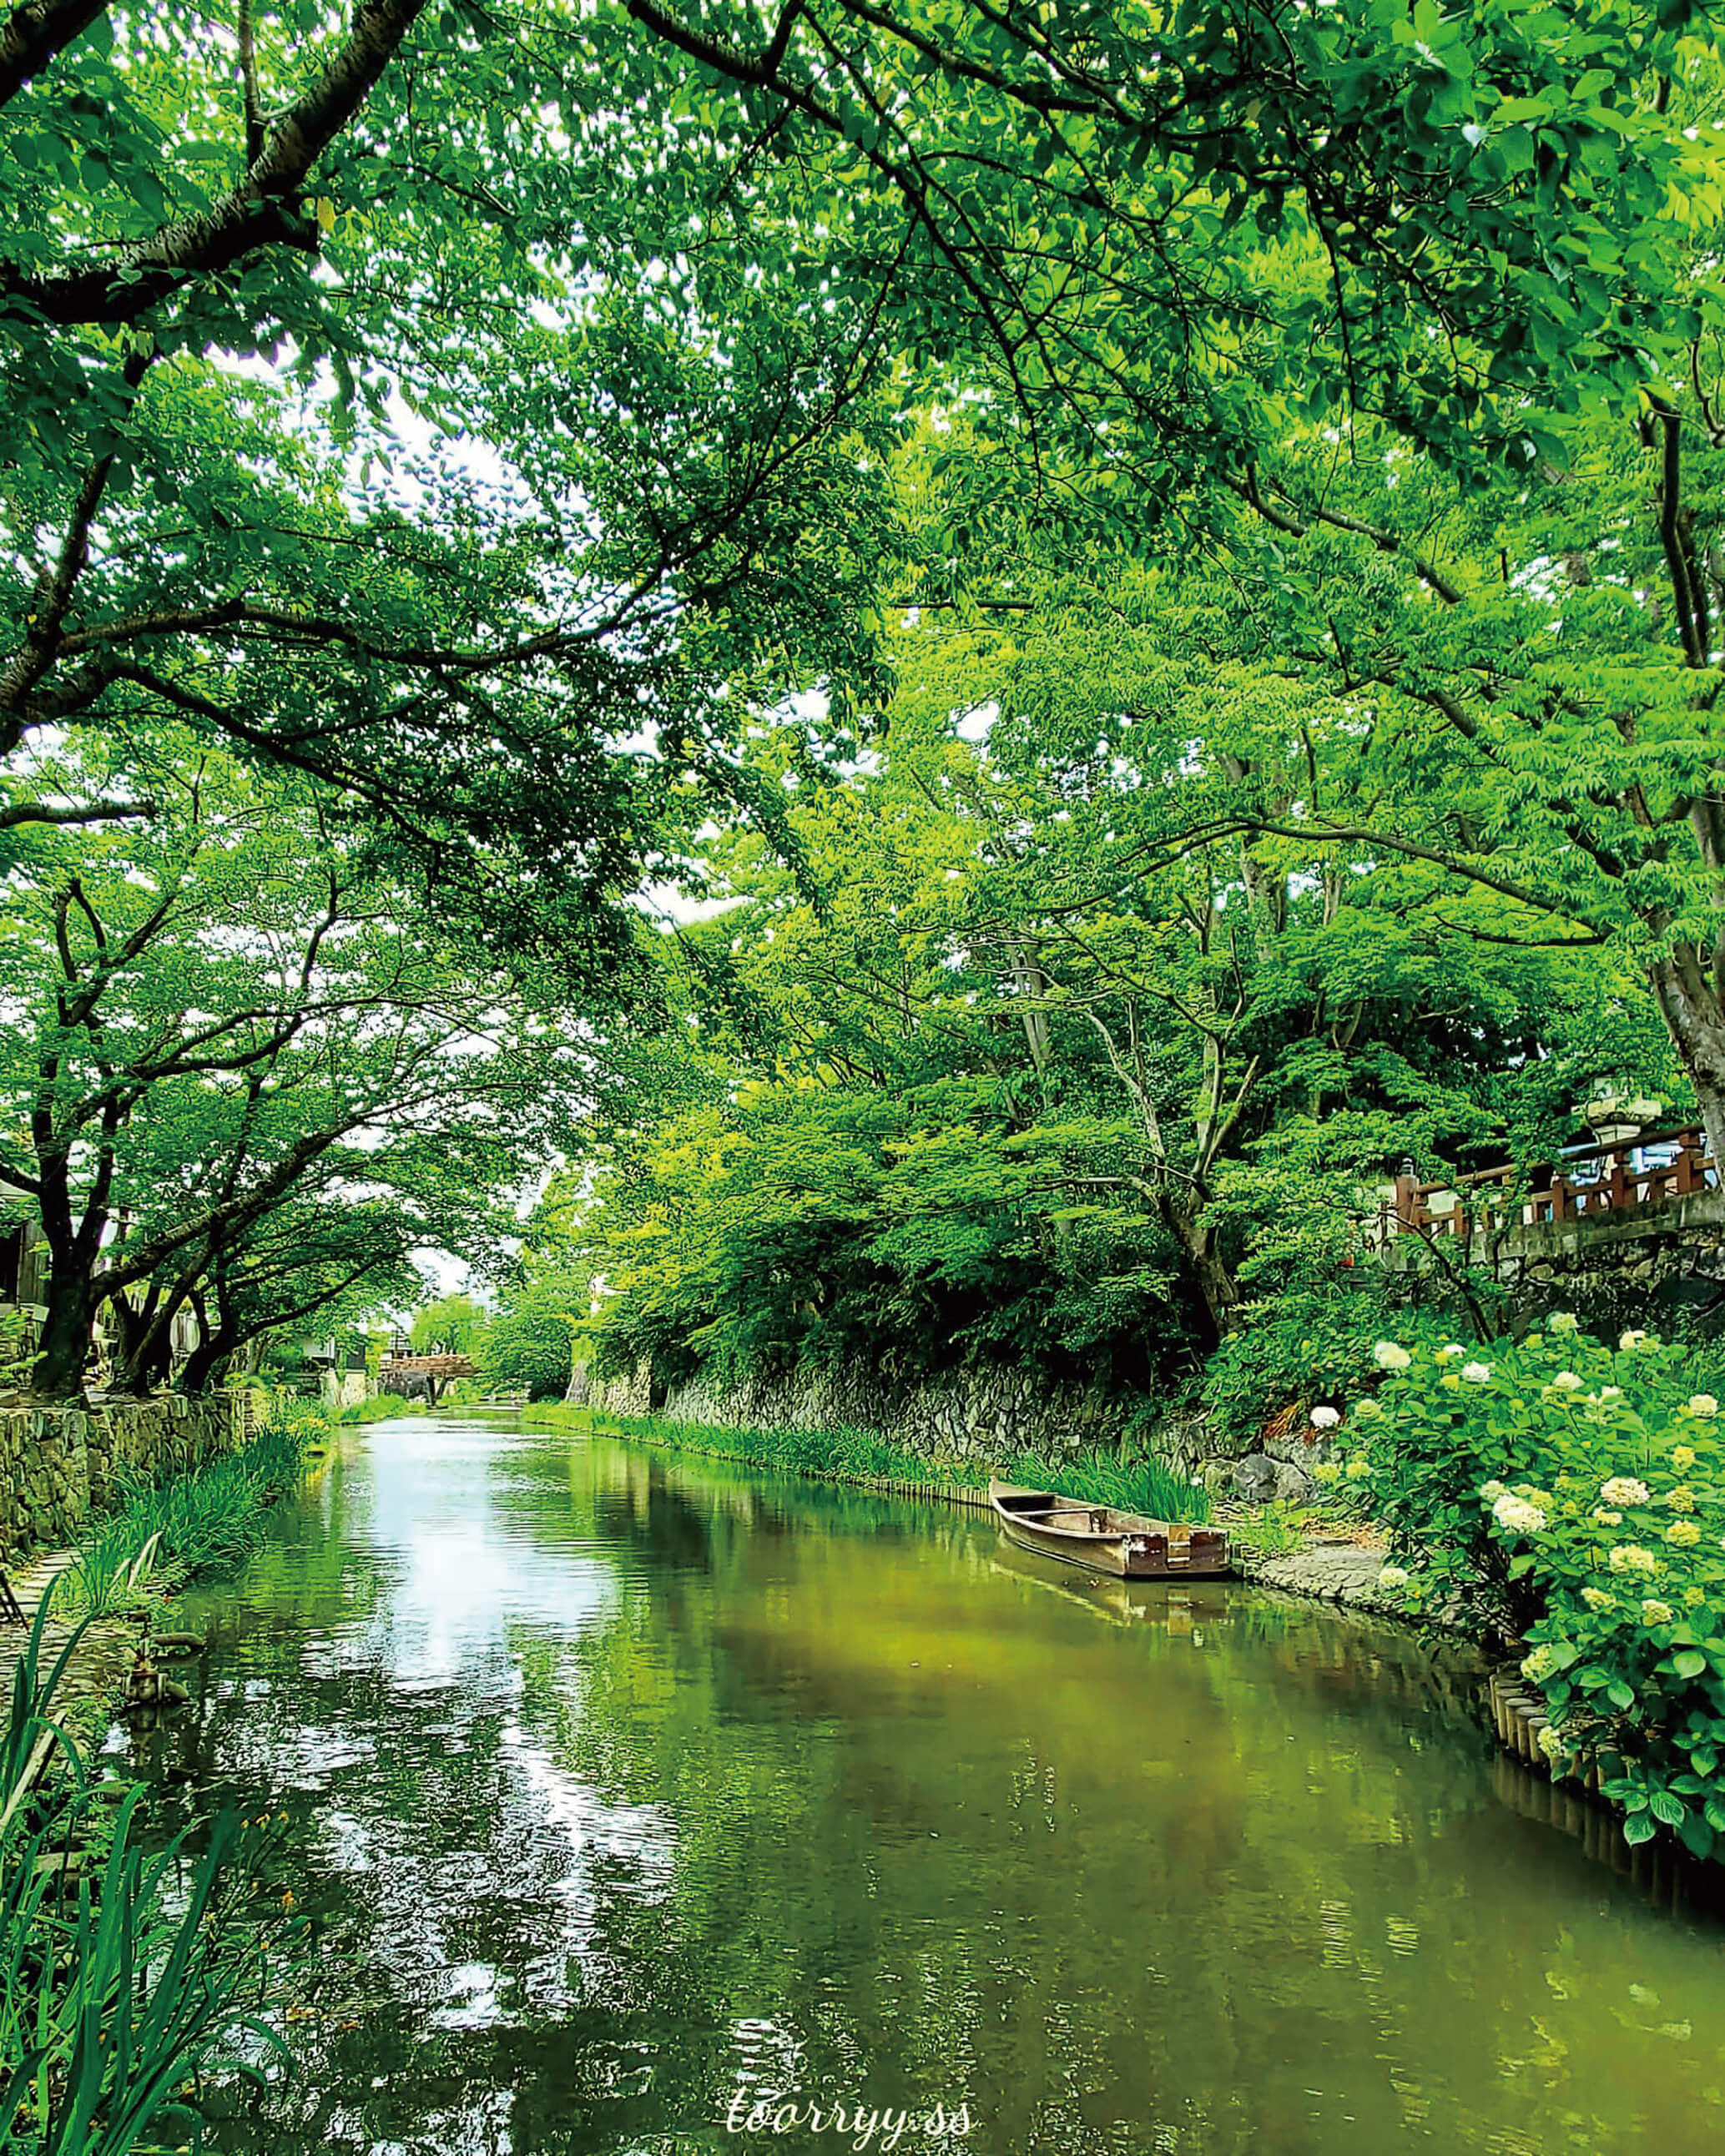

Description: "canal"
127 1413 1725 2153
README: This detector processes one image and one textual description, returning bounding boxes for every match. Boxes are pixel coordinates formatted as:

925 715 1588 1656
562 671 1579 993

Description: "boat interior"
1007 1499 1187 1543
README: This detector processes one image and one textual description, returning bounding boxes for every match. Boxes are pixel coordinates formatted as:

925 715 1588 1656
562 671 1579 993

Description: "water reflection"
121 1414 1725 2156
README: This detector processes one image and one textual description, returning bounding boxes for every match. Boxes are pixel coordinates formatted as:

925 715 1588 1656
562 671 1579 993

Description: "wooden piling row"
1490 1750 1708 1914
865 1476 993 1511
1486 1666 1618 1798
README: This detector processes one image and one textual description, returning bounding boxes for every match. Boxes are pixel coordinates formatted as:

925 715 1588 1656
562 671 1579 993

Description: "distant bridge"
380 1351 477 1404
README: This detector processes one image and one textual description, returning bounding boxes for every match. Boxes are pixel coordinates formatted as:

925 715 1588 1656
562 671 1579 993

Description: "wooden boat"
988 1478 1231 1579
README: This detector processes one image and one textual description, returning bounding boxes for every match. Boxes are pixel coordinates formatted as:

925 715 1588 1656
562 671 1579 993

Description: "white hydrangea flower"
1600 1478 1650 1507
1581 1586 1614 1612
1672 1443 1696 1472
1549 1312 1581 1335
1591 1509 1623 1526
1461 1361 1492 1384
1551 1372 1583 1392
1601 1386 1624 1403
1492 1494 1547 1536
1377 1564 1410 1590
1373 1341 1412 1373
1664 1484 1697 1513
1521 1645 1558 1682
1609 1544 1659 1574
1537 1725 1565 1761
1620 1329 1649 1352
1642 1599 1675 1627
1688 1394 1719 1418
1480 1479 1507 1502
1667 1519 1702 1548
1309 1405 1341 1430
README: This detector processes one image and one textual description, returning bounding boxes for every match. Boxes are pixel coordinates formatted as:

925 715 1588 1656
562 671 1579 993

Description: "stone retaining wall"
579 1358 1223 1477
319 1369 370 1415
0 1394 245 1560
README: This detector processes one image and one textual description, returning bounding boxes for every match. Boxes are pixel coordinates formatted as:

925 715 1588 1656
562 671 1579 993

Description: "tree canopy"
8 0 1725 1408
0 742 600 1392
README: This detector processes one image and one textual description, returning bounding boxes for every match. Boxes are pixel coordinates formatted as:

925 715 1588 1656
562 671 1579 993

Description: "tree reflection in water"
115 1416 1725 2156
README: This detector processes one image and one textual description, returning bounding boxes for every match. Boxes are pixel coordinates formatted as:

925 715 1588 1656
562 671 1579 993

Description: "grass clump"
66 1404 321 1616
517 1403 1211 1522
1002 1448 1212 1525
1 1589 294 2155
1228 1501 1309 1559
336 1392 413 1425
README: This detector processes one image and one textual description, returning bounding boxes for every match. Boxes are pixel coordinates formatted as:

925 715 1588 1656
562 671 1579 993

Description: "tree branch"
238 0 265 163
1 0 427 325
0 0 106 108
0 797 154 830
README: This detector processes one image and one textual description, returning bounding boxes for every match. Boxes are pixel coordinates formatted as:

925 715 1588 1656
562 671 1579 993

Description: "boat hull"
988 1480 1231 1579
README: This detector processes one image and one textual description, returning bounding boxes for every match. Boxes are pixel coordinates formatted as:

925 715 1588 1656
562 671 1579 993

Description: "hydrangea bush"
1340 1320 1725 1859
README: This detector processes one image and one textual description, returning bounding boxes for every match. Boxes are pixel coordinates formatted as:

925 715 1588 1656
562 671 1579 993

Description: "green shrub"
263 1400 332 1460
1347 1318 1725 1860
1202 1287 1445 1448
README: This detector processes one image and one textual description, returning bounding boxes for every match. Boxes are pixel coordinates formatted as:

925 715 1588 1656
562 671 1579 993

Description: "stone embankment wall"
0 1394 245 1560
320 1368 371 1415
576 1358 1223 1478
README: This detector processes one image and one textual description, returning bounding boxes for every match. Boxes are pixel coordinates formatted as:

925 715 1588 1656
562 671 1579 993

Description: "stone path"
3 1549 138 1783
1238 1539 1400 1612
7 1547 78 1626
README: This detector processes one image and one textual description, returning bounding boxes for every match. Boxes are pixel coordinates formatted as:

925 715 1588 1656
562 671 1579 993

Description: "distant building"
0 1215 48 1319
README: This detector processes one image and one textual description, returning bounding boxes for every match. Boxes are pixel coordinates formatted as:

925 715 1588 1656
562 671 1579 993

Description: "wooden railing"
1384 1127 1717 1242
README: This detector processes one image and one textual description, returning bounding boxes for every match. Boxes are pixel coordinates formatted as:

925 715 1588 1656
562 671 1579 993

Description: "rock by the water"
1273 1460 1316 1504
1233 1454 1279 1503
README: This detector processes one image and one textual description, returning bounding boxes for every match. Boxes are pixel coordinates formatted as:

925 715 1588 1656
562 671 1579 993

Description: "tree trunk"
1647 950 1725 1166
1191 1239 1241 1342
33 1272 94 1398
179 1332 235 1395
108 1286 179 1397
1164 1198 1240 1342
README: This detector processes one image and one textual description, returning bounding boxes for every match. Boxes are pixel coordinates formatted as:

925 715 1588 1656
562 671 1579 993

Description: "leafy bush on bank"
1344 1321 1725 1859
1201 1285 1446 1448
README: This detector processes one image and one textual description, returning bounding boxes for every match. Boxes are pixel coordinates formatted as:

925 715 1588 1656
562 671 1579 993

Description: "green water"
126 1413 1725 2154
